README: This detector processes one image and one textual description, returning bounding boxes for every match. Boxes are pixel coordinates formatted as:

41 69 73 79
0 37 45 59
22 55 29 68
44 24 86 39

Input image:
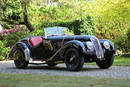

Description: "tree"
20 0 34 31
0 0 34 31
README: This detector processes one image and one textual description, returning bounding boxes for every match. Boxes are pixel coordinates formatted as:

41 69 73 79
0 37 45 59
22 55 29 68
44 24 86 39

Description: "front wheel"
14 48 29 69
96 54 114 69
65 47 84 71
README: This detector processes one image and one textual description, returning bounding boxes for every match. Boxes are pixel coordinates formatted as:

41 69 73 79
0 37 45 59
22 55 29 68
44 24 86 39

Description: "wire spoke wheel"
96 54 114 69
14 48 29 69
65 47 84 71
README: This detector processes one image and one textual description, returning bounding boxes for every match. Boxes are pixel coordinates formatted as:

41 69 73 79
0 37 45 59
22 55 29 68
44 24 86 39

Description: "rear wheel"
65 47 84 71
14 48 29 69
96 54 114 69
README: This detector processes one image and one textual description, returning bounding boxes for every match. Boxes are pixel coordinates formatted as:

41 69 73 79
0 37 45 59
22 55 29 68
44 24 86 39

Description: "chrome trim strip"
90 36 104 60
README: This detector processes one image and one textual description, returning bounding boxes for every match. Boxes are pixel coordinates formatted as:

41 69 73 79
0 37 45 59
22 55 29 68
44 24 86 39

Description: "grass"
87 56 130 66
0 73 129 87
113 56 130 66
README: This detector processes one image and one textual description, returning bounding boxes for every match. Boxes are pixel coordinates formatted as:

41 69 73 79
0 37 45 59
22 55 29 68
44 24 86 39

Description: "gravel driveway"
0 61 130 79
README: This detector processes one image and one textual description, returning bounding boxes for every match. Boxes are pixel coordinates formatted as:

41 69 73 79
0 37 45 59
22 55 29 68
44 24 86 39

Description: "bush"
114 28 130 53
114 35 127 52
79 16 95 35
2 31 29 47
127 28 130 52
0 41 9 60
0 25 30 47
30 29 44 36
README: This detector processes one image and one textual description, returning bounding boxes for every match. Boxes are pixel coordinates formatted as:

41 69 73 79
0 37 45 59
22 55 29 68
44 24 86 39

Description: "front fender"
63 40 87 54
7 42 32 61
100 39 115 54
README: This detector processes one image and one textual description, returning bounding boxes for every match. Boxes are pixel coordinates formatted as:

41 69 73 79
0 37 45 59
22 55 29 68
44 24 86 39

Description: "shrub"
0 41 9 60
0 25 29 47
114 28 130 53
30 29 44 36
114 34 128 53
79 16 95 35
127 28 130 52
3 31 29 47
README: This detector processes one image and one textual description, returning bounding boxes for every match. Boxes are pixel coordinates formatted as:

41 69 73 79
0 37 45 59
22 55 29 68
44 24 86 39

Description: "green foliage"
114 34 128 52
114 27 130 53
0 0 22 21
80 16 95 35
0 41 9 60
127 28 130 51
3 31 29 47
29 29 44 36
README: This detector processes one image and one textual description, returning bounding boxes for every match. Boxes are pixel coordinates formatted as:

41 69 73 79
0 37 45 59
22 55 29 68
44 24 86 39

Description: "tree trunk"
21 1 34 32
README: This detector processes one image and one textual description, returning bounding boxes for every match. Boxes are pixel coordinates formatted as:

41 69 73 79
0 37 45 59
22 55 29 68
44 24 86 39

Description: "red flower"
17 28 20 32
8 29 13 33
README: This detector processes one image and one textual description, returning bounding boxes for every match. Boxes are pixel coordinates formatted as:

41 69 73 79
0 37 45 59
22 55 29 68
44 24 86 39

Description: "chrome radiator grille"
90 36 104 60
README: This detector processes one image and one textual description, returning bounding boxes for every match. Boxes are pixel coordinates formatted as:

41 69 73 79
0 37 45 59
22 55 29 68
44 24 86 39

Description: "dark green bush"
114 28 130 53
127 28 130 52
114 35 127 52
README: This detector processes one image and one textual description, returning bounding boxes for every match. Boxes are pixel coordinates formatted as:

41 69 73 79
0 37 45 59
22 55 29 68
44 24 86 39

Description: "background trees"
0 0 34 31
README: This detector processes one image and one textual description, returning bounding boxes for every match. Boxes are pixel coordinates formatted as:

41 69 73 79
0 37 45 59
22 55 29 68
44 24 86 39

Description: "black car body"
8 27 115 71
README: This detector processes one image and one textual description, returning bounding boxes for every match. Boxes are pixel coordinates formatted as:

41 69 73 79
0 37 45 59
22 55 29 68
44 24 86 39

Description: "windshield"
44 27 69 37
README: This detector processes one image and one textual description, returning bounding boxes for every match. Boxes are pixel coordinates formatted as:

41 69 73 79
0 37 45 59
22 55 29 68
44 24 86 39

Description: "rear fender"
7 42 32 61
63 40 86 55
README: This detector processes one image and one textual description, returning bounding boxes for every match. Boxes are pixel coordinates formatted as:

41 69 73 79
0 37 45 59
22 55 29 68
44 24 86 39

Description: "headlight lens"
86 41 94 50
103 41 110 49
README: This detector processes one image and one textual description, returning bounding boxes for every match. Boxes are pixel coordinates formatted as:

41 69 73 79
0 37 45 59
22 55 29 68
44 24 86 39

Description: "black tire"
47 63 57 67
65 47 84 71
96 54 114 69
14 48 29 69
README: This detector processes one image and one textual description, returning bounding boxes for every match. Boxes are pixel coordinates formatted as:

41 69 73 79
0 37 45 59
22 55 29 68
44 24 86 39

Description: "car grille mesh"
90 36 104 60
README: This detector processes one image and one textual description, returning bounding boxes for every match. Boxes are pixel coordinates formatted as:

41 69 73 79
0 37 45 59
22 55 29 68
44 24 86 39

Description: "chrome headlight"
103 41 110 49
86 41 94 50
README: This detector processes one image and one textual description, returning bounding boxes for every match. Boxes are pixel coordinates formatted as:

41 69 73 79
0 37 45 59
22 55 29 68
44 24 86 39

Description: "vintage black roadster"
7 27 115 71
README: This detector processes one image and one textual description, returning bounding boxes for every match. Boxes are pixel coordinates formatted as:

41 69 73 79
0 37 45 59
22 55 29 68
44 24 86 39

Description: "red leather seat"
29 37 43 47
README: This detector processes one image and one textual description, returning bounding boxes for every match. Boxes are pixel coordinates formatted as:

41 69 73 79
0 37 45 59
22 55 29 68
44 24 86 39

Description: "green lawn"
87 56 130 66
0 73 129 87
113 56 130 66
